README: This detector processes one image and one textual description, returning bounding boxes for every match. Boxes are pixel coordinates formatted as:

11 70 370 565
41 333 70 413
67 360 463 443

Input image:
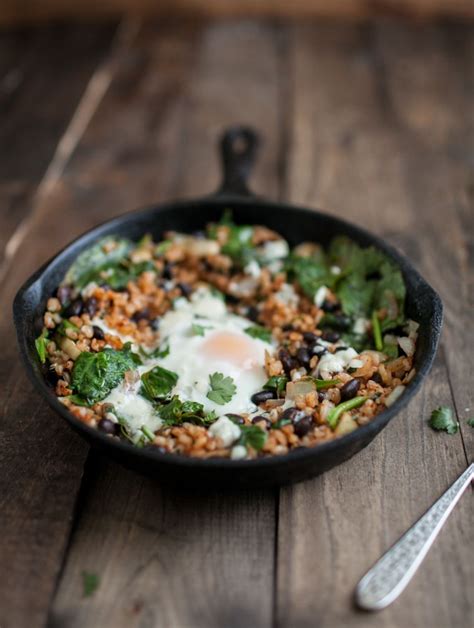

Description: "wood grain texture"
0 17 472 628
276 21 472 628
47 20 284 628
0 24 122 628
0 23 116 270
1 0 474 27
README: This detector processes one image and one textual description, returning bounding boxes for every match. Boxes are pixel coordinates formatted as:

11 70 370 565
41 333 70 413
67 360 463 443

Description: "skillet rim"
13 193 443 472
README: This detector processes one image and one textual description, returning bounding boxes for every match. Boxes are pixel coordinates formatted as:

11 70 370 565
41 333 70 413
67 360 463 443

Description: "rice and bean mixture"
36 211 418 460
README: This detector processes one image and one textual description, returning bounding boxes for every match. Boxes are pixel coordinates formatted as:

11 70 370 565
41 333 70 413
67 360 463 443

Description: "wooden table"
0 17 472 628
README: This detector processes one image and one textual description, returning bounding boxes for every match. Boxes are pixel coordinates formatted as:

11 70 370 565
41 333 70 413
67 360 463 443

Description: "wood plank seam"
0 16 140 285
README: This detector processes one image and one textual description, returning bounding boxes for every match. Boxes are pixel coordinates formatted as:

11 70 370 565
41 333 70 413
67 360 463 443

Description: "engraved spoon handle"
356 463 474 611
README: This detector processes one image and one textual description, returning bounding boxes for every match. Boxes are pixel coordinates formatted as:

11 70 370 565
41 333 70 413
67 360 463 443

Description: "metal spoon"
355 463 473 611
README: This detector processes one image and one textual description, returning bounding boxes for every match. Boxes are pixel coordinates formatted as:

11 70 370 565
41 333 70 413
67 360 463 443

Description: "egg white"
155 288 274 415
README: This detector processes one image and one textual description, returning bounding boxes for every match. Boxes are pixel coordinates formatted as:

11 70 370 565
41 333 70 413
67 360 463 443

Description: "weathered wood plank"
46 20 283 628
374 19 474 459
0 22 117 270
277 21 472 628
0 24 126 628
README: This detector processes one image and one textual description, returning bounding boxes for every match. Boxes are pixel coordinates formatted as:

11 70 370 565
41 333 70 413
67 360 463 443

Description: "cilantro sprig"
245 325 272 343
207 372 236 405
429 407 459 434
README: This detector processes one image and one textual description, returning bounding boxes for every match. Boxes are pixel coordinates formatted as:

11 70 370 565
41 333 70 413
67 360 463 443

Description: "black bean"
281 407 300 422
303 332 318 344
321 300 339 313
225 293 240 305
371 371 383 385
84 297 98 317
252 415 272 429
57 285 71 305
247 306 259 322
279 348 298 375
282 323 294 332
92 325 105 340
162 262 173 280
132 308 150 322
294 416 314 437
226 413 245 425
318 391 327 402
321 330 340 343
150 318 160 331
340 378 361 402
98 418 120 435
43 366 59 388
251 390 276 405
178 282 192 298
64 298 84 317
296 347 311 368
334 346 349 352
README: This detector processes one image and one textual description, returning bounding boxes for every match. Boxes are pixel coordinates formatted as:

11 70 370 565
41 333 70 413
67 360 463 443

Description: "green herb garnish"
371 310 383 351
263 375 288 397
145 342 170 359
327 396 367 430
467 418 474 428
141 425 155 442
245 325 272 343
206 372 236 405
141 365 178 400
82 571 100 598
312 378 340 390
71 344 141 404
429 407 459 435
35 329 49 364
65 236 132 288
191 323 207 336
271 417 291 429
238 424 267 451
158 395 217 427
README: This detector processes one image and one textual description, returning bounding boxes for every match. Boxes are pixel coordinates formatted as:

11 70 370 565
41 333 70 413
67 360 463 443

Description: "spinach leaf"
263 375 288 396
65 237 132 288
141 365 178 400
158 395 217 427
71 345 140 404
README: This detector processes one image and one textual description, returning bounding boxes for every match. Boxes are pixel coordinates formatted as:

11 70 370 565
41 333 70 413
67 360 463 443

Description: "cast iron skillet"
14 127 443 488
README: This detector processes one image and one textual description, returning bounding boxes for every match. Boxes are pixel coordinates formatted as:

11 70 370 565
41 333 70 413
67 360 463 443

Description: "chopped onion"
385 385 406 407
60 337 81 360
398 336 415 357
286 379 316 400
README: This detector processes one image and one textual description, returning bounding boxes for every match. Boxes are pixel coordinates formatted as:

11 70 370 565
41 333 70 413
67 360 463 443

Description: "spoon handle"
355 463 473 611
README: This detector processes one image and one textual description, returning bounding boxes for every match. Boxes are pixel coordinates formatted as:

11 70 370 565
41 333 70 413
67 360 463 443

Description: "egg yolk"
201 331 262 369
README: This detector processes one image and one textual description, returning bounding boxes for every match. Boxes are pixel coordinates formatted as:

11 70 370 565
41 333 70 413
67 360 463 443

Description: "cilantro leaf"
141 365 178 400
82 571 100 598
207 372 236 405
245 325 272 343
191 323 207 336
238 425 267 451
285 252 334 299
35 329 49 364
71 345 141 404
429 407 459 434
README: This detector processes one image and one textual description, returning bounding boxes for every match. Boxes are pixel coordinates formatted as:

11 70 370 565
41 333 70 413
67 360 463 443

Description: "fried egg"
154 288 273 414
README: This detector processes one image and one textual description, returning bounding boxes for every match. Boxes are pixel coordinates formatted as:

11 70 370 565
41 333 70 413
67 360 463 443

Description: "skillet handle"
216 126 259 197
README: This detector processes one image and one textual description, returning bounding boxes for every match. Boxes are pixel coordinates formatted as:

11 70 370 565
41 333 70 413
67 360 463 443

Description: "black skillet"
14 127 443 488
